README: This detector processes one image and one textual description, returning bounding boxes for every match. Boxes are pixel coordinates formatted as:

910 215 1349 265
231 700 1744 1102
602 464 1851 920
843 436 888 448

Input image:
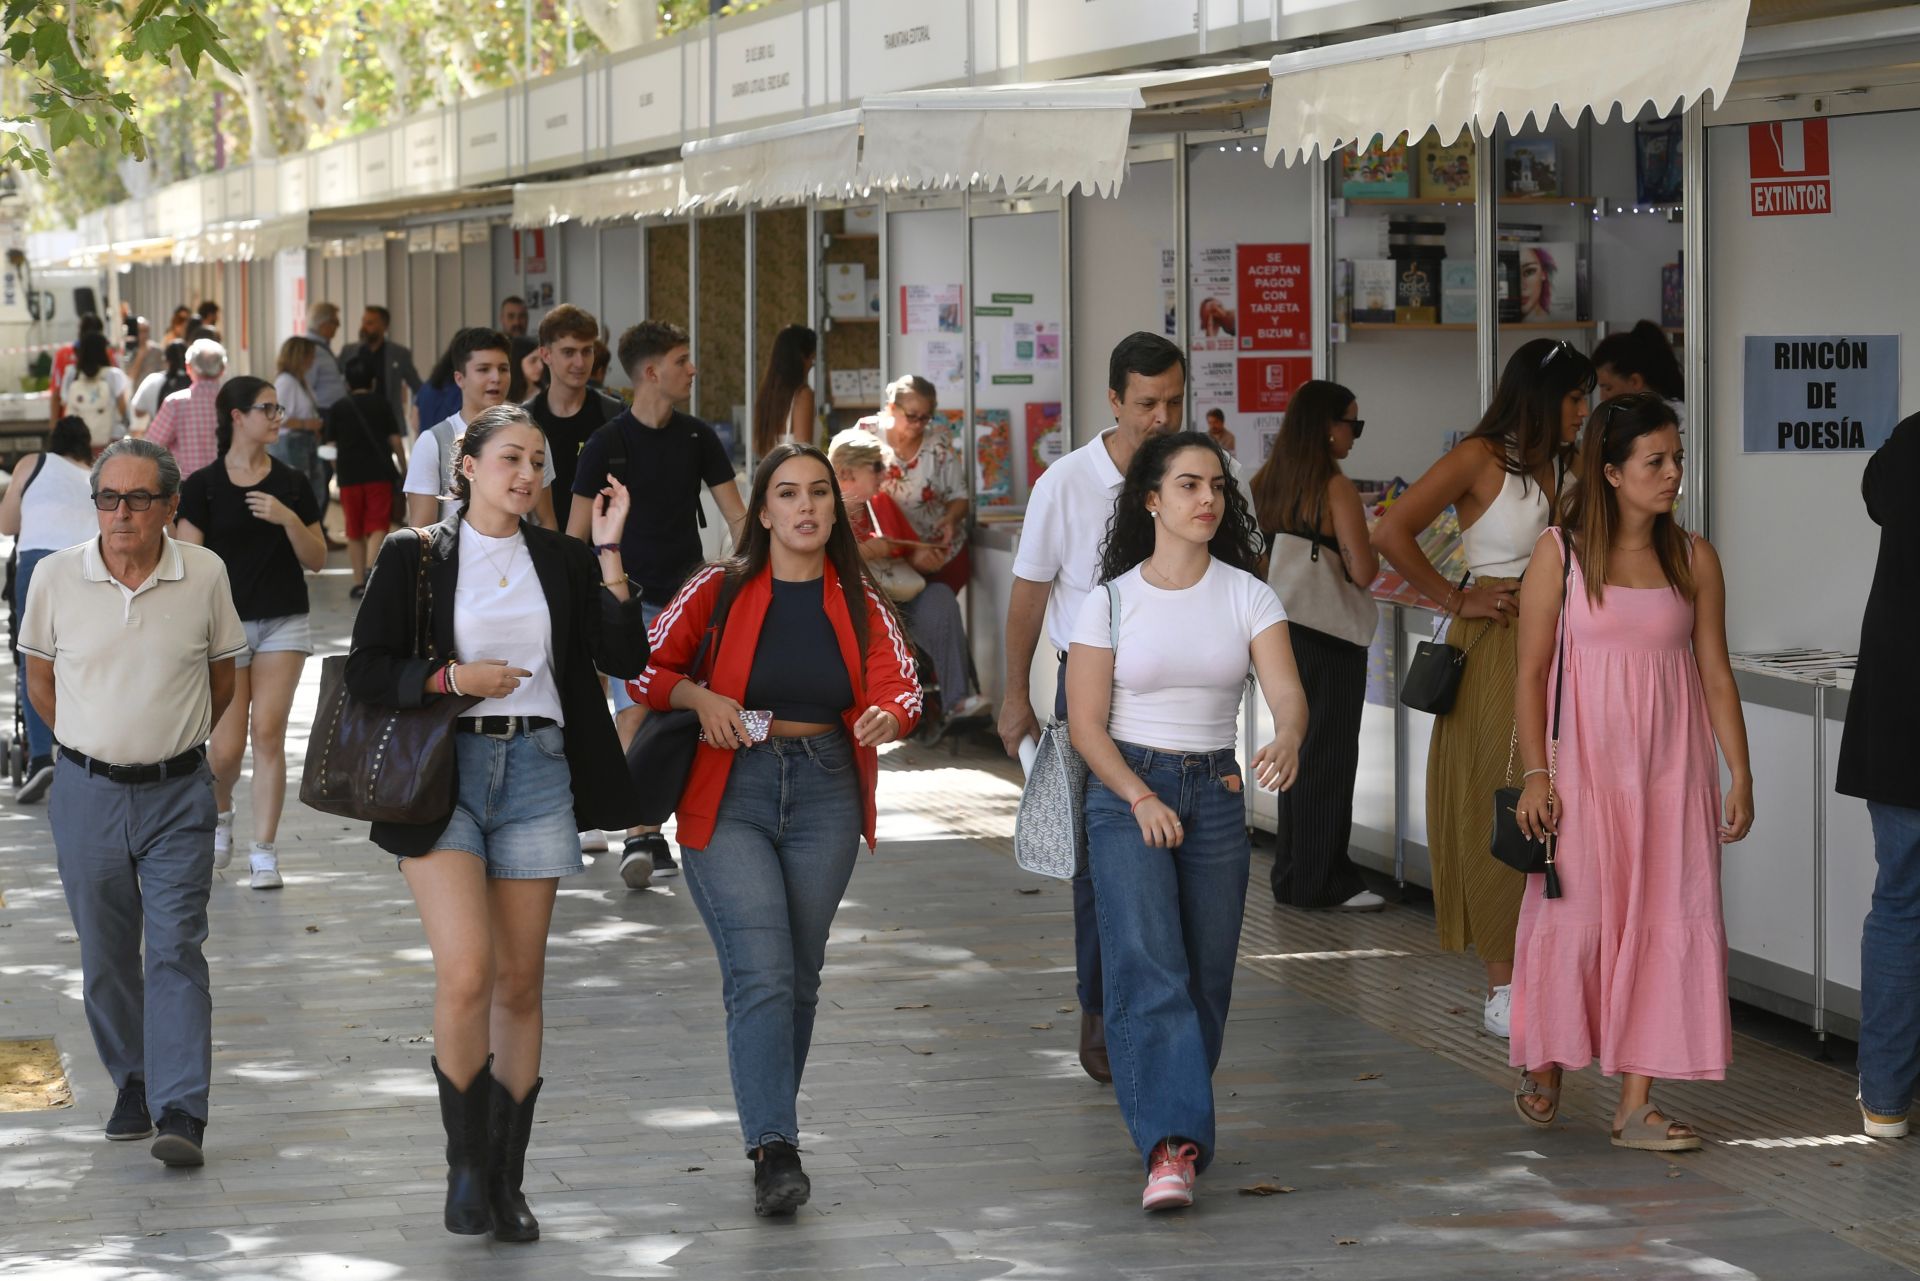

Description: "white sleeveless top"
19 454 100 554
1461 468 1551 578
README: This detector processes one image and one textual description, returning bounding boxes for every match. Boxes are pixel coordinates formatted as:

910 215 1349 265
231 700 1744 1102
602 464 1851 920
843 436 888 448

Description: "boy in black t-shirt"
524 304 622 533
568 320 746 887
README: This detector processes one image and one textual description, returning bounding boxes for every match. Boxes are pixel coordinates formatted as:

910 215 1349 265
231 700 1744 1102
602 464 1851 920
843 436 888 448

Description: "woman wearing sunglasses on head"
633 441 921 1218
175 377 326 892
1506 392 1751 1148
1372 338 1594 1039
1251 380 1383 913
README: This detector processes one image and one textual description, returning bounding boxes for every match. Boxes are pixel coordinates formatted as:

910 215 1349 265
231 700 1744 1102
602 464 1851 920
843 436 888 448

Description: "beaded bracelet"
445 662 463 698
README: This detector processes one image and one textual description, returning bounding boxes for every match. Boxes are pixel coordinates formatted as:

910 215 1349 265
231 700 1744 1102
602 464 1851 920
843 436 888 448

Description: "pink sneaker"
1142 1139 1201 1211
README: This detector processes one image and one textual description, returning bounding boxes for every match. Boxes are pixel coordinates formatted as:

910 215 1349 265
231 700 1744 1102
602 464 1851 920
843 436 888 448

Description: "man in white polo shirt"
999 331 1187 1086
20 438 247 1169
404 326 557 529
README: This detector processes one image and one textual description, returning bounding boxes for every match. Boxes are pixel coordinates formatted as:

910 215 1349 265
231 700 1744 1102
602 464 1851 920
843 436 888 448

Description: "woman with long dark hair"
509 335 544 404
1250 380 1382 911
1068 430 1308 1212
176 376 325 891
1372 337 1594 1039
1507 391 1751 1147
635 441 921 1216
346 404 647 1241
751 324 817 459
131 340 189 436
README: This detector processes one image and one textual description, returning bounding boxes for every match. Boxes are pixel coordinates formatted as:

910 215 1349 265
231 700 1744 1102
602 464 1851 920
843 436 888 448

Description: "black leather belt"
59 745 205 784
456 715 557 739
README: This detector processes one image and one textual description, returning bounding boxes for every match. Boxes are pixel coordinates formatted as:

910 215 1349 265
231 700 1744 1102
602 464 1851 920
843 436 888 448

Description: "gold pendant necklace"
474 536 517 588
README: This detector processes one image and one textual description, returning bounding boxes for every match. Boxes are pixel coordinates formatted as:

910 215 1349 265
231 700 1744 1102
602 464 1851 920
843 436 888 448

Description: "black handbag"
624 580 736 826
1491 530 1572 898
1400 576 1492 715
301 530 481 823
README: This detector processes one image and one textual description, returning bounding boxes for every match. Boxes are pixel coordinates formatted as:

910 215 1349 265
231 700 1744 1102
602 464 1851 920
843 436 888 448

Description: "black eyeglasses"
1342 416 1366 439
1539 339 1577 369
895 409 933 426
92 490 164 512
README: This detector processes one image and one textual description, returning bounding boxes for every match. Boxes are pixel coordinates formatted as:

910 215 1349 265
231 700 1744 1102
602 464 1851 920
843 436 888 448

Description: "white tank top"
1461 468 1550 578
19 454 100 554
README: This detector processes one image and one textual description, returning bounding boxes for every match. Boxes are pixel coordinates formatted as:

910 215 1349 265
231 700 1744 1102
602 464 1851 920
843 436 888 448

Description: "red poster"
1236 355 1314 415
1748 120 1832 217
1235 243 1311 350
515 229 547 274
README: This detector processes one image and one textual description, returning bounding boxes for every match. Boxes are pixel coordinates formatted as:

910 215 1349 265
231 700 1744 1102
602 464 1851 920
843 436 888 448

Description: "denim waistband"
748 728 848 761
1112 739 1238 777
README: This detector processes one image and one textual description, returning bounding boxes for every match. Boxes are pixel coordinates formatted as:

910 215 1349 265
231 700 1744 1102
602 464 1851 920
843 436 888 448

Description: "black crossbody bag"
1490 528 1572 899
624 577 736 825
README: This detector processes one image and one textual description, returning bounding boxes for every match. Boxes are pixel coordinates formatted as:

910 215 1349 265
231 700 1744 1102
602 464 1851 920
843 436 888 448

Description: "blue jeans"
1860 801 1920 1116
1056 656 1103 1014
1086 741 1248 1173
14 548 53 763
683 730 862 1153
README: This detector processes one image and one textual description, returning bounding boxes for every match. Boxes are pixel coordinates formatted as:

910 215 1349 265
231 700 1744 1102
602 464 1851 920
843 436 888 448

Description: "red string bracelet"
1130 794 1156 813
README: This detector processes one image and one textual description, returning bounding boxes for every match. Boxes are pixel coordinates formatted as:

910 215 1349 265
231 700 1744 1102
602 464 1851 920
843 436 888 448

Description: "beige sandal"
1514 1069 1561 1128
1610 1102 1702 1152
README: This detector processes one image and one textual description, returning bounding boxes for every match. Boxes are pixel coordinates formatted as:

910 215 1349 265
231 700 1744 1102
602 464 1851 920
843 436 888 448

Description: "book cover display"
1441 261 1477 325
1340 138 1411 198
1394 257 1441 324
1351 260 1396 323
1496 242 1577 324
826 263 868 319
974 410 1013 507
1418 134 1475 199
1636 117 1683 204
1503 139 1559 197
1025 402 1065 481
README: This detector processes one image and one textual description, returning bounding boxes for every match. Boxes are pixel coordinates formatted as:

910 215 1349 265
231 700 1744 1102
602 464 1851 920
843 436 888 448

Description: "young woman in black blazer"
345 403 648 1242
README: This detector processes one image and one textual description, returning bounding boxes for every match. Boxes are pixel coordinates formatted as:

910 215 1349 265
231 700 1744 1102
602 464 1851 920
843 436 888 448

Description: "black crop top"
743 576 854 724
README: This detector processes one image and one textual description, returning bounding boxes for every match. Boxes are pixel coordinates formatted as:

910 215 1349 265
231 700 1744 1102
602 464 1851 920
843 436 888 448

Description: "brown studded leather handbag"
300 532 479 823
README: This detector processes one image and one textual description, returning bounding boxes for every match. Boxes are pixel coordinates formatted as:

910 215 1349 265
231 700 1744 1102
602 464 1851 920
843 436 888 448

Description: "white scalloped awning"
170 215 309 264
1265 0 1750 166
861 62 1270 198
682 109 864 210
511 163 690 228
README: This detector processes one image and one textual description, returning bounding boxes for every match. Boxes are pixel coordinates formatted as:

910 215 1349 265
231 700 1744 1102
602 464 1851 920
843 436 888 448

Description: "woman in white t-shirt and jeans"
1067 430 1309 1214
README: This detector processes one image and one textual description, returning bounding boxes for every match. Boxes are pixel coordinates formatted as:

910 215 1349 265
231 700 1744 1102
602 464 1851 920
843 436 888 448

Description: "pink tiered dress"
1509 534 1731 1081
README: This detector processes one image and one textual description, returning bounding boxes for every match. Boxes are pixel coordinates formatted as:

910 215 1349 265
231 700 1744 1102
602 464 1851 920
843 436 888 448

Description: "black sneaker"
17 758 54 804
105 1082 153 1141
619 834 661 890
150 1109 206 1167
752 1141 810 1217
652 843 680 879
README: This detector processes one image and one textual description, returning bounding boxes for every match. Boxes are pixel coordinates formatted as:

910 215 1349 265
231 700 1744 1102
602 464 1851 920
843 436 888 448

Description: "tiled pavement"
1 565 1916 1280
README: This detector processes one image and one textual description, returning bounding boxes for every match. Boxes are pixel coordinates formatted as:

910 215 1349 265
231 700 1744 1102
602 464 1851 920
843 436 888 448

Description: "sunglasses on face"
1341 415 1366 439
249 403 288 422
93 490 164 512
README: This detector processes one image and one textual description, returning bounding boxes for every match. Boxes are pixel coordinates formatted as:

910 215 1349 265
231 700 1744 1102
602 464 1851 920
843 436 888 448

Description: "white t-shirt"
60 366 130 445
130 371 169 425
1071 559 1286 753
452 523 564 723
274 372 318 426
404 413 557 525
1012 426 1127 655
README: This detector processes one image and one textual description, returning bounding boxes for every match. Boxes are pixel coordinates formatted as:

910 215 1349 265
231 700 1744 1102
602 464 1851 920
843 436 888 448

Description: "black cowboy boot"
431 1056 494 1235
486 1075 543 1242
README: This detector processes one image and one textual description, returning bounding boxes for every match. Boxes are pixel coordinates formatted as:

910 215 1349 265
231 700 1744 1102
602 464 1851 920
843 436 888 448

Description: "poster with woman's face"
1518 244 1576 323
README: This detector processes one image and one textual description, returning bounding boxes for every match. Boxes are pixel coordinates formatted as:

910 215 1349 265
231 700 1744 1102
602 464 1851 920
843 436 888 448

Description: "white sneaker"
1334 889 1386 912
213 811 235 870
249 847 283 891
579 830 609 853
1483 985 1513 1039
1859 1090 1910 1139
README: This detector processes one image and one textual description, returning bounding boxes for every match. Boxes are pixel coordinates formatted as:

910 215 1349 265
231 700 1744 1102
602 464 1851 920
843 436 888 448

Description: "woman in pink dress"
1507 391 1754 1151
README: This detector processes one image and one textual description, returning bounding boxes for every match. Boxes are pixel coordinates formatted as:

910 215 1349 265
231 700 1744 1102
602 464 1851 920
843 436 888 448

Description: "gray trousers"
50 755 217 1122
900 583 973 705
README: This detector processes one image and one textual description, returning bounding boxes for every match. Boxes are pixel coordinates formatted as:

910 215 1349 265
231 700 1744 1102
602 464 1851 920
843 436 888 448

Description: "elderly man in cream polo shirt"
19 437 246 1169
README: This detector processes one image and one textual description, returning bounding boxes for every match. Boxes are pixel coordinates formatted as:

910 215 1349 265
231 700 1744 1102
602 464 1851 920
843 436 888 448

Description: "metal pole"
877 193 890 388
1813 681 1829 1042
1173 134 1190 410
744 208 758 472
1393 604 1409 885
1472 123 1498 411
687 215 700 419
1681 103 1709 537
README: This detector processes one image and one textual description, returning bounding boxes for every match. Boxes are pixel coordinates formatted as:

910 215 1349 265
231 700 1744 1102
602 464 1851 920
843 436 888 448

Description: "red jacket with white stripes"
630 561 923 851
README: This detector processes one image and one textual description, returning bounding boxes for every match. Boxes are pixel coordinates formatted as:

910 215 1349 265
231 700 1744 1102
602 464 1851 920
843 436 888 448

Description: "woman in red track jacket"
631 441 921 1216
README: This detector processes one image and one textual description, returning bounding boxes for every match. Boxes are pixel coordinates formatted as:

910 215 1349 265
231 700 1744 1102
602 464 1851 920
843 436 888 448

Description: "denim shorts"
236 613 313 668
427 723 585 879
610 599 664 714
